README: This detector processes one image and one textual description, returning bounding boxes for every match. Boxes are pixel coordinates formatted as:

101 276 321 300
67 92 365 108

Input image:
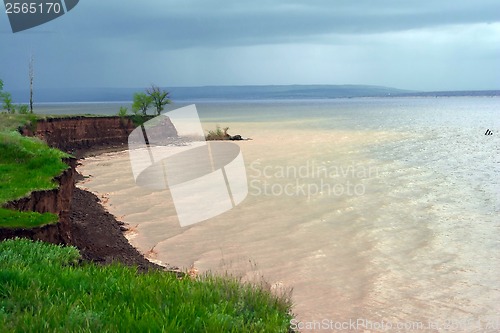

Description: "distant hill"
167 85 412 100
9 85 499 103
396 90 500 97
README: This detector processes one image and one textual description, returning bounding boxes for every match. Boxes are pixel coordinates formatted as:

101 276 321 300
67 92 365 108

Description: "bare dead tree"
29 55 34 113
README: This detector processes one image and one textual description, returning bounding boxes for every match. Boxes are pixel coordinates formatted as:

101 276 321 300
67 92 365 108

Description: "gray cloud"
68 0 500 49
0 0 499 91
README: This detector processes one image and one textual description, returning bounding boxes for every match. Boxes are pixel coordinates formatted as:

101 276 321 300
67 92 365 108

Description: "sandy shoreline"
68 185 179 272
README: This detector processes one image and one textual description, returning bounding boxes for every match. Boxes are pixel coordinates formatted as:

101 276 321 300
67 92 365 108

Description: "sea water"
64 97 499 332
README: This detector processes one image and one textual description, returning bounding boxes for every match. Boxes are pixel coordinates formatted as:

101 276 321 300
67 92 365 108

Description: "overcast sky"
1 0 499 91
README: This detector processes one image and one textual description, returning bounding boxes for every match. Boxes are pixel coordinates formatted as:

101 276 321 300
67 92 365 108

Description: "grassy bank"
0 114 37 133
0 114 69 228
0 132 68 204
0 238 292 332
0 114 294 331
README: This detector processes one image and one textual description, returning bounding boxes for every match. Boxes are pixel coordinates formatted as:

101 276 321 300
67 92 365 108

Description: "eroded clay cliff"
2 116 174 243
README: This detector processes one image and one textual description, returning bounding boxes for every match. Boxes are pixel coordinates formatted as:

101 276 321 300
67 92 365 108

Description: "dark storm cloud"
71 0 500 49
1 0 498 90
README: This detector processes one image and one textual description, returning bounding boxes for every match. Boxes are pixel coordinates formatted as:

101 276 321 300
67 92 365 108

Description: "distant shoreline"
10 84 499 104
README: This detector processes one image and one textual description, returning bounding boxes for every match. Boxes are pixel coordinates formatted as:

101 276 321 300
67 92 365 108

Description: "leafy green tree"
146 84 171 116
2 92 14 114
132 92 152 116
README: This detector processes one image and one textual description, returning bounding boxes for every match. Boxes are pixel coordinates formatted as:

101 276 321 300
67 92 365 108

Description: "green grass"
0 239 293 332
0 124 69 228
0 209 58 228
0 132 69 204
0 113 38 132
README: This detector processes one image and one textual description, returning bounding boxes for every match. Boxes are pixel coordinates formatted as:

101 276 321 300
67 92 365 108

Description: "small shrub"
206 125 230 141
17 105 29 114
118 106 128 117
2 92 14 114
